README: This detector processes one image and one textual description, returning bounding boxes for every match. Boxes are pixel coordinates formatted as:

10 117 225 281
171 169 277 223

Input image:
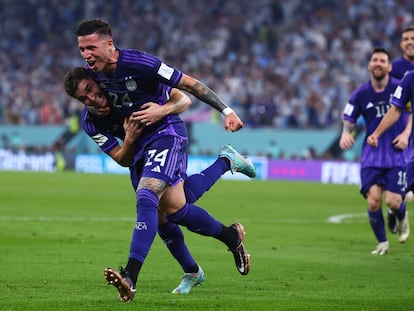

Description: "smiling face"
74 77 111 116
401 30 414 61
368 51 391 81
77 33 117 73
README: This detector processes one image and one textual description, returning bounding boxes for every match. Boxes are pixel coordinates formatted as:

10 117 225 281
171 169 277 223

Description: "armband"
222 107 234 116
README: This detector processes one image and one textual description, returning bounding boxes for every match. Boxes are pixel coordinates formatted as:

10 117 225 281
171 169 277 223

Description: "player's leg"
105 139 178 301
183 144 256 203
157 210 205 294
361 168 388 255
105 176 162 301
161 183 250 275
366 185 388 255
384 167 409 243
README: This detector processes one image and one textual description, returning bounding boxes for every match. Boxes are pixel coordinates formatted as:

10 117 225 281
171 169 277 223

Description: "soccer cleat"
228 223 250 275
387 209 397 234
104 267 136 302
371 241 389 256
171 265 205 294
397 211 410 243
219 145 256 178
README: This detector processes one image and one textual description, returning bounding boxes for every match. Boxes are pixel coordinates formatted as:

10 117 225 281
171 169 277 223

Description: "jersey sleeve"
148 54 183 87
342 91 361 123
391 73 414 110
80 109 120 154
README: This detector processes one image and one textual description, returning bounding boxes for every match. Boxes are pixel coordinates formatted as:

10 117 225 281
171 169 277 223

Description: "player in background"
387 25 414 232
390 26 414 80
65 55 254 301
340 48 410 255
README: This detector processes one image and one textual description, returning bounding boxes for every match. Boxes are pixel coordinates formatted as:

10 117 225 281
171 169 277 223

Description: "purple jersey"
343 77 407 168
80 107 125 154
390 57 414 80
86 48 187 147
391 71 414 163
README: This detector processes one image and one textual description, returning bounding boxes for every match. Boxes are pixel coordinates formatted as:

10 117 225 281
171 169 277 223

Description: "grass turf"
1 171 414 311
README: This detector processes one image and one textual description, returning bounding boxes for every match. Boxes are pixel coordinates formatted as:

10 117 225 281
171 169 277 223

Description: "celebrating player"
340 48 410 255
72 17 255 301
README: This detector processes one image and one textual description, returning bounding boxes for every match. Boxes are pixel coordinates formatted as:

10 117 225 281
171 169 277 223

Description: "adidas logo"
151 166 161 172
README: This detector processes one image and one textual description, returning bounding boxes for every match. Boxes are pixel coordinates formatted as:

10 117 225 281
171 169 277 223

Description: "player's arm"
108 117 143 166
130 88 191 126
367 105 403 147
339 119 356 150
392 113 412 150
177 73 243 132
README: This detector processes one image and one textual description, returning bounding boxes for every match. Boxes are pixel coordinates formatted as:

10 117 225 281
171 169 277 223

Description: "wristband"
222 107 234 116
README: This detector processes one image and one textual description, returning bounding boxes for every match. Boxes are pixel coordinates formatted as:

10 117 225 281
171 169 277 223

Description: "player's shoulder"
389 76 401 87
391 56 405 65
119 48 158 67
351 81 371 98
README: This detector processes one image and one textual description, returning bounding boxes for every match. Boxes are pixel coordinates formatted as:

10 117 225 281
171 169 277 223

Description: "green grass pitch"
1 171 414 311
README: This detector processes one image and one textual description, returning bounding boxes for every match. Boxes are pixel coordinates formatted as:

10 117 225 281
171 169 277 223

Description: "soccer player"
65 59 254 301
387 25 414 232
390 26 414 80
340 48 410 255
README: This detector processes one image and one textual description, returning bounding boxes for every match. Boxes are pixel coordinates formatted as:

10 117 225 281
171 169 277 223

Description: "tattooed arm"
177 74 243 132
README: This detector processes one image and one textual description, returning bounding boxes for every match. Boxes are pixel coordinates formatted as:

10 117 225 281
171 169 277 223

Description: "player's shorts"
405 161 414 193
129 135 188 190
360 166 406 198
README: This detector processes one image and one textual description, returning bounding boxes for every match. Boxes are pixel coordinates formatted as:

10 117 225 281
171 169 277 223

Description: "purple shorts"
406 161 414 193
129 135 188 190
360 166 406 198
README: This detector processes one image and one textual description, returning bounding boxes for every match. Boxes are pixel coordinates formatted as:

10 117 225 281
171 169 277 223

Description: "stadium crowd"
1 0 414 130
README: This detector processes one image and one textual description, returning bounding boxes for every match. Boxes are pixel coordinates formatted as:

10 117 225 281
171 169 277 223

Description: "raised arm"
177 74 243 132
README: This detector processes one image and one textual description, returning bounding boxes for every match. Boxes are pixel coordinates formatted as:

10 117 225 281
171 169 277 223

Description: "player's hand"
224 112 243 132
339 132 354 150
392 133 409 150
123 116 143 143
366 133 379 147
130 102 165 126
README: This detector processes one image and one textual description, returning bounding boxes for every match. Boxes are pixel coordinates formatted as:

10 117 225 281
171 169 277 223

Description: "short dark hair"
402 25 414 34
63 67 92 98
75 18 112 37
370 47 391 62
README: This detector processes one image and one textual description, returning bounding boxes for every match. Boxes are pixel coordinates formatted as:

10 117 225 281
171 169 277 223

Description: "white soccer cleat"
397 212 410 243
371 241 389 256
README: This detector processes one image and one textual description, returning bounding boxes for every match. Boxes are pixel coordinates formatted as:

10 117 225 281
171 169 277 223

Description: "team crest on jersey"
125 76 137 91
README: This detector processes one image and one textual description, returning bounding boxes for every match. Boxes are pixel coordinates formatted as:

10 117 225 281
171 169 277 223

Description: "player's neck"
370 75 389 92
105 49 119 73
403 54 414 63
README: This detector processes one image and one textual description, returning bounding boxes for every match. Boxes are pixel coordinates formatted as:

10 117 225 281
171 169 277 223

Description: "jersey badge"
125 76 137 91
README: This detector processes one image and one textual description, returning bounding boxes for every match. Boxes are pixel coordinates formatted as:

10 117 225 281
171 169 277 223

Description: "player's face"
74 78 111 116
401 30 414 60
368 52 391 81
78 33 115 73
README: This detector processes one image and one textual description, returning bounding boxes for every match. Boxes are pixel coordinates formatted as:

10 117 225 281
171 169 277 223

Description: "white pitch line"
326 213 366 224
0 214 367 224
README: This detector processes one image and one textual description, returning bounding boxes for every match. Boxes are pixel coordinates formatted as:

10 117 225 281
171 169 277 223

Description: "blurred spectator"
0 0 414 131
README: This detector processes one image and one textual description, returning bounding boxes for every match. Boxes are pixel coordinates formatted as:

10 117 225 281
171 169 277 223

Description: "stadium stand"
0 0 413 157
